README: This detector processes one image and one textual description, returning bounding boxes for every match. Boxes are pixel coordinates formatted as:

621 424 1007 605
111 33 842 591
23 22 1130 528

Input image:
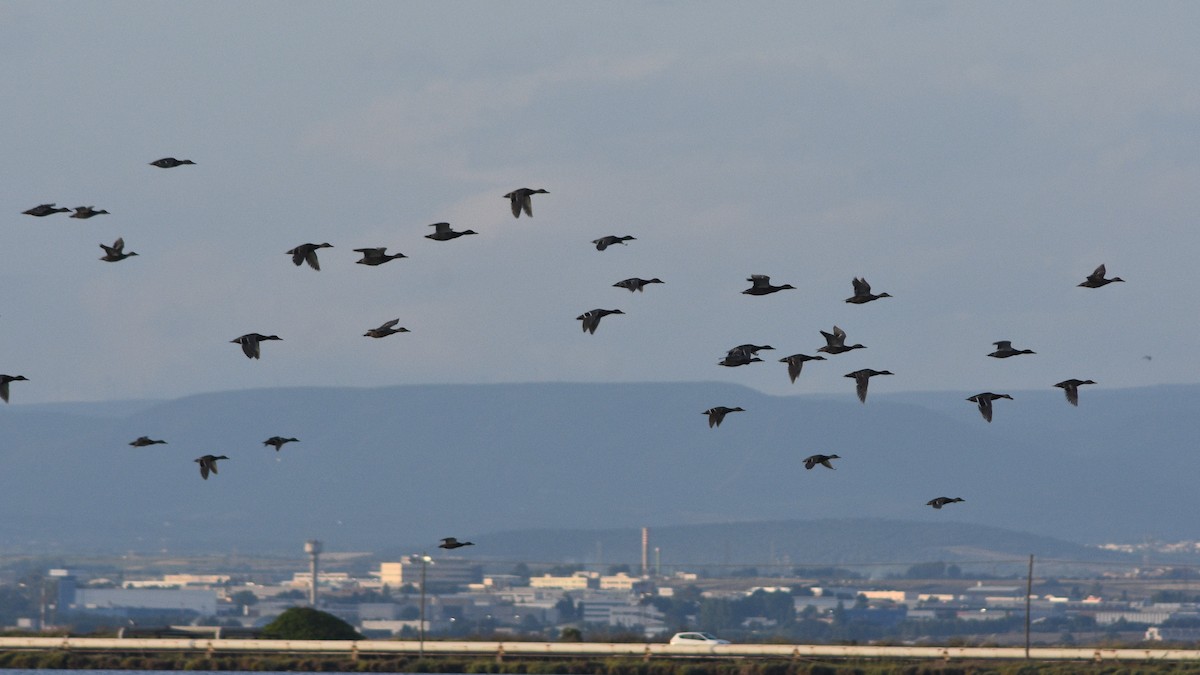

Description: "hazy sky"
3 2 1198 404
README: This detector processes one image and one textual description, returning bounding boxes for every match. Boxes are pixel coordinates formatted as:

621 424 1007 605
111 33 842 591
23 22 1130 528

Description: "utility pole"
1025 554 1034 659
411 554 432 657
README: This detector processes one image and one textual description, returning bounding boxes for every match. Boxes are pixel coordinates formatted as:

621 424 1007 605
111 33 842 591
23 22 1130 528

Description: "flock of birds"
690 264 1126 512
12 159 1129 531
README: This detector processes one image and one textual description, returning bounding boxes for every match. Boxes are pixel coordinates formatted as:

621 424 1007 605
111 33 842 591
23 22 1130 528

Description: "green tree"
228 590 257 608
261 607 361 640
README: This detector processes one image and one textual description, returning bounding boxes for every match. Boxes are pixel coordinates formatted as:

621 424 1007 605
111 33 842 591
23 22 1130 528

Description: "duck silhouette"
742 274 795 296
439 537 474 549
779 354 825 383
1078 264 1124 288
195 455 228 480
803 454 840 470
70 206 109 219
988 340 1034 358
844 369 893 403
577 309 623 334
23 203 70 217
0 375 29 403
967 392 1012 422
99 238 138 262
150 157 195 168
263 436 299 452
1054 379 1096 406
613 277 664 292
927 497 964 509
232 333 281 359
354 247 407 266
364 319 409 338
425 222 477 241
593 235 635 251
129 436 167 447
287 243 332 270
845 277 891 304
504 188 548 218
703 406 744 428
817 326 865 355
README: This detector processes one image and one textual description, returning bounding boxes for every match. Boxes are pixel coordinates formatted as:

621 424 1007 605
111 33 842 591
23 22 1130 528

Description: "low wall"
0 637 1198 662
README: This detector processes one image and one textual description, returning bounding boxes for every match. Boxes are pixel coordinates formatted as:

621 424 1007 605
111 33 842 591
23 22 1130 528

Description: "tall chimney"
641 527 649 578
304 540 323 607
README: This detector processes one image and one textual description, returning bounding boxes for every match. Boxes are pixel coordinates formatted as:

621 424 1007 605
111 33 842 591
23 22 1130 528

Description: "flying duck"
593 235 636 251
439 537 475 549
23 203 70 217
287 242 333 270
845 277 891 304
988 340 1035 358
844 369 894 403
577 309 623 334
817 325 866 355
718 352 763 367
703 406 744 428
425 222 477 241
354 247 407 266
195 455 228 480
729 344 774 356
927 497 964 509
967 392 1013 422
129 436 167 447
99 238 138 262
0 375 29 403
364 319 409 338
803 454 840 470
232 333 281 359
70 206 109 219
504 188 548 218
779 354 825 383
613 277 664 292
742 274 795 296
1054 379 1096 406
150 157 195 168
263 436 299 452
1078 264 1124 288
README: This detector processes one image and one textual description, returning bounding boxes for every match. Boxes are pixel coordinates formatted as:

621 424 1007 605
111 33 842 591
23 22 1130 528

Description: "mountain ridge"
2 380 1195 555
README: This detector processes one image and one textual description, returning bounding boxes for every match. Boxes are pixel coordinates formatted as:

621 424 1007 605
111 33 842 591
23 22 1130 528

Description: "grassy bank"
5 651 1200 674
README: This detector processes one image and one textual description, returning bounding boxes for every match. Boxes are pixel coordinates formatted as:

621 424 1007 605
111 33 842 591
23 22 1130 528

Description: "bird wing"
380 319 400 330
820 459 835 469
240 335 259 359
748 274 770 288
993 340 1012 350
304 248 321 270
855 373 869 403
786 359 801 384
978 397 993 422
521 192 533 217
1091 264 1107 279
1063 384 1079 406
852 277 870 295
508 193 522 218
199 460 210 479
430 222 450 233
0 381 8 403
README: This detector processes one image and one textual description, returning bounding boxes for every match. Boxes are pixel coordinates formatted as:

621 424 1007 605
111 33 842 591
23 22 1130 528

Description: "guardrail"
0 637 1199 662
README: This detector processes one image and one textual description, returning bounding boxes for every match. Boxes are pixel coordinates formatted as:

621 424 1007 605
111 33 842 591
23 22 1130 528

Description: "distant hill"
0 381 1196 557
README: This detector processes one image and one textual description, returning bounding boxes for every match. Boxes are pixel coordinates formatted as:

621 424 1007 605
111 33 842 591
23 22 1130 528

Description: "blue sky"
2 2 1198 404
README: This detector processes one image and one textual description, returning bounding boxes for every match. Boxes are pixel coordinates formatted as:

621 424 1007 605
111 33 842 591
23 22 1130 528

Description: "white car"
669 631 730 645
